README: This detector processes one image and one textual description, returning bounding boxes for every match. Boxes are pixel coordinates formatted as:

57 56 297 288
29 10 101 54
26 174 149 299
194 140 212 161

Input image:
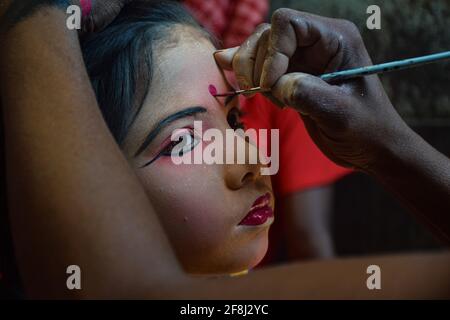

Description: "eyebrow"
134 106 207 157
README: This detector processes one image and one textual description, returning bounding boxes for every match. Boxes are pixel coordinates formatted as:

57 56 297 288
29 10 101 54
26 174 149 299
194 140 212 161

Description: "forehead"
123 28 228 154
152 37 223 107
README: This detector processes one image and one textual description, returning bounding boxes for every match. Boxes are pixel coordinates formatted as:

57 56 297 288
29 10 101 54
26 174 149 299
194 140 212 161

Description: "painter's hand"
214 8 409 171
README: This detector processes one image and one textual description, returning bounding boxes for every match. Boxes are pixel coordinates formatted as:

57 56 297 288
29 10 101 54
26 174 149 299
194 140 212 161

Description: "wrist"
364 120 421 178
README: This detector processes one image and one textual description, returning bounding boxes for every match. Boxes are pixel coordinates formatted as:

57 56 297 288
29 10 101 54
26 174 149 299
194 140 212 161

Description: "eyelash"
140 128 200 168
141 108 244 168
160 128 200 157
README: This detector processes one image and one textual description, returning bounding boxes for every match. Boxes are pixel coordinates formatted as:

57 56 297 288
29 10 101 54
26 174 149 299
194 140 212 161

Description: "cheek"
135 162 234 250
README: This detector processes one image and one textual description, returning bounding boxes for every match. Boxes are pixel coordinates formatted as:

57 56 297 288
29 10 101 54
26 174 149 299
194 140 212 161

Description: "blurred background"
269 0 449 256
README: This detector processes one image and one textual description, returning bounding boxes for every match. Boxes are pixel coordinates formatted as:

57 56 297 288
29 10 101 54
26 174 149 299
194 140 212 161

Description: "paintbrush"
212 51 450 97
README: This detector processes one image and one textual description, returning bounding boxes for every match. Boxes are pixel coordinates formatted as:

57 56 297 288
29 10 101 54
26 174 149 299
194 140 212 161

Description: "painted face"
122 26 274 275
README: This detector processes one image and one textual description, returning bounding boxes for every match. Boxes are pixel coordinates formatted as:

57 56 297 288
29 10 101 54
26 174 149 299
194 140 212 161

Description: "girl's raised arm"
0 3 186 298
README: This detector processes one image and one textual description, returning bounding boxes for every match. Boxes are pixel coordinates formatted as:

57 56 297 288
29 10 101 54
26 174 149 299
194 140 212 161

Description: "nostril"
241 171 255 184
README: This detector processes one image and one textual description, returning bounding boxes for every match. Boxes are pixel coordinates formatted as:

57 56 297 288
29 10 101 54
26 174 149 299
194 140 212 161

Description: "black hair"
81 0 218 145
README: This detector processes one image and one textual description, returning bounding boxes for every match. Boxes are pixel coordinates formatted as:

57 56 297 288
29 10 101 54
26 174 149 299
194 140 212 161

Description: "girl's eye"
161 129 200 157
227 107 244 130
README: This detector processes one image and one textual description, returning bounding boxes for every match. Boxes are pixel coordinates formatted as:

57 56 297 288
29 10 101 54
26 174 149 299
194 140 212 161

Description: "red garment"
183 0 269 48
241 94 351 197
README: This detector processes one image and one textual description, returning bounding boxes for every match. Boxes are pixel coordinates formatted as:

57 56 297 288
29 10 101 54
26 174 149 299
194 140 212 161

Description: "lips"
239 193 274 226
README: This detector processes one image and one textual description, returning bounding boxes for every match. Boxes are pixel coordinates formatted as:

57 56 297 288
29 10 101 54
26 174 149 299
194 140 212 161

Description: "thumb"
213 47 239 71
271 72 346 119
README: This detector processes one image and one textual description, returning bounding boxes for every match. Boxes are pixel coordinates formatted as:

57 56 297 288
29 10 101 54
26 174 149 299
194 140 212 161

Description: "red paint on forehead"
208 84 217 96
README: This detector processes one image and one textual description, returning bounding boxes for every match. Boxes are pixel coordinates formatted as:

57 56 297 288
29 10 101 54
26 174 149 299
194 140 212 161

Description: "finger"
214 47 239 71
232 23 271 90
260 9 343 89
253 28 270 86
271 72 346 120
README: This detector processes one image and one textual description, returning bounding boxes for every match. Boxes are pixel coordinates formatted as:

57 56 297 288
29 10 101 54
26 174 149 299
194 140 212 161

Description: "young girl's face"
122 26 274 275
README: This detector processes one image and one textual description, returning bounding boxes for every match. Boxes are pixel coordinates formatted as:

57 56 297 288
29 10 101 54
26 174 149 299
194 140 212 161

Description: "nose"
224 133 263 190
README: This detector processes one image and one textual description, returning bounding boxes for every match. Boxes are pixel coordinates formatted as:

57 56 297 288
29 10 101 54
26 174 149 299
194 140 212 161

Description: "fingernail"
236 77 251 91
213 49 225 57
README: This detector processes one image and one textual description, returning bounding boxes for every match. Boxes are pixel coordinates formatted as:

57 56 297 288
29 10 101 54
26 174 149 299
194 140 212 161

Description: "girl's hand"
74 0 131 33
0 1 131 34
214 8 410 172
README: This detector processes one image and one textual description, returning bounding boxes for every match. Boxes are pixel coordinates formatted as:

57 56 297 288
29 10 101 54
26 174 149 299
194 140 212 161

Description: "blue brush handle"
219 51 450 97
320 51 450 82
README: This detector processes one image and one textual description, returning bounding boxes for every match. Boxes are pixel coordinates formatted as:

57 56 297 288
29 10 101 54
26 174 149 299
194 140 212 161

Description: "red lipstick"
239 193 274 226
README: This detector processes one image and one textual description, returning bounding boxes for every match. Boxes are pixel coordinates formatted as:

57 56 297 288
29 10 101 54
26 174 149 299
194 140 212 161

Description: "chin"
243 230 270 270
181 228 270 275
221 228 270 274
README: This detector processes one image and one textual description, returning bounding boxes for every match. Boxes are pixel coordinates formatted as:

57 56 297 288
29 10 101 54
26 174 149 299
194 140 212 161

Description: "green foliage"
270 0 450 120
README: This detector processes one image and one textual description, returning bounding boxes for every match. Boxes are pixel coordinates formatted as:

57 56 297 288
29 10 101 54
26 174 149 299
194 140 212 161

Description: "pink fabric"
80 0 92 18
183 0 269 47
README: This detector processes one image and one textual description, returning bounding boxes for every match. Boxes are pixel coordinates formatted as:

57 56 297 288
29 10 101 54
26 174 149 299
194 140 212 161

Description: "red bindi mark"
208 84 218 96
